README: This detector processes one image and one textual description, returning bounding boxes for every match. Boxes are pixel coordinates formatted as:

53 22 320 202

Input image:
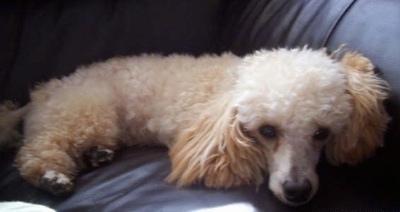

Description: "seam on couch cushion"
220 0 358 54
322 0 356 46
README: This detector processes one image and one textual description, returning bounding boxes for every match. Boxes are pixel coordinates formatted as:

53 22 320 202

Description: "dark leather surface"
1 147 398 211
0 147 294 212
0 0 228 103
222 0 355 51
1 0 400 211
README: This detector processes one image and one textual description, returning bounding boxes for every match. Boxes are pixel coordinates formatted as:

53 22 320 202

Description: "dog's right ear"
325 52 390 165
166 94 266 188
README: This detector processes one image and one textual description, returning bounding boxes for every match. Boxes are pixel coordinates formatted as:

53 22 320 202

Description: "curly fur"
0 48 389 206
0 101 27 148
325 52 390 165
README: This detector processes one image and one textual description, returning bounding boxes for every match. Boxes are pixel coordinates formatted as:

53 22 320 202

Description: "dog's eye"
259 125 277 139
313 128 330 141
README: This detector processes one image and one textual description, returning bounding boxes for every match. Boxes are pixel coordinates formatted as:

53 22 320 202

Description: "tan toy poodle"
0 47 390 206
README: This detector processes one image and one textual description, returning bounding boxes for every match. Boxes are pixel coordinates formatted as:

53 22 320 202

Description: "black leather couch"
1 0 400 211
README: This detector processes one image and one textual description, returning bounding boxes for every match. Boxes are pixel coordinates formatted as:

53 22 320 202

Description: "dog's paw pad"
40 170 73 195
84 146 114 167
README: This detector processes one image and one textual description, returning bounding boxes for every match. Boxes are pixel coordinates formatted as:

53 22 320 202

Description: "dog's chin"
278 194 311 207
269 188 313 207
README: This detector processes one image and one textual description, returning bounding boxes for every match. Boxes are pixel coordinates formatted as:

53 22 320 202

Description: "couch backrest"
0 0 228 103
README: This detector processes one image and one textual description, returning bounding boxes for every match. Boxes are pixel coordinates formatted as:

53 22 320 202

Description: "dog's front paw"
83 146 114 167
40 170 73 195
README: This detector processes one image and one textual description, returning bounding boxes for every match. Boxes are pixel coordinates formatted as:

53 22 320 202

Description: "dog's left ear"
166 94 266 188
325 52 390 165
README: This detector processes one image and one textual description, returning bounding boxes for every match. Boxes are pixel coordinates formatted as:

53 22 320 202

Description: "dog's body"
0 48 389 206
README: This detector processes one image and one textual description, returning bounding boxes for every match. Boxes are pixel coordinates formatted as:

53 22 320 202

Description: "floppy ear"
166 94 266 188
325 52 390 165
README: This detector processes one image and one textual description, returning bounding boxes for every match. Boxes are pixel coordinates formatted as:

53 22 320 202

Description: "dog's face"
167 48 389 206
235 49 353 205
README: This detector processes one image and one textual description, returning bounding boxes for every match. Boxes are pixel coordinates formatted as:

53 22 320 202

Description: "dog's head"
167 48 389 206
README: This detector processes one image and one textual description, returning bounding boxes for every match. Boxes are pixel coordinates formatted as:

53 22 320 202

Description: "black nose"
282 179 312 203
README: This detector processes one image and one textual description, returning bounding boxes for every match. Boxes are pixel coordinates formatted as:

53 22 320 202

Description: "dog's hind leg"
15 80 121 195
